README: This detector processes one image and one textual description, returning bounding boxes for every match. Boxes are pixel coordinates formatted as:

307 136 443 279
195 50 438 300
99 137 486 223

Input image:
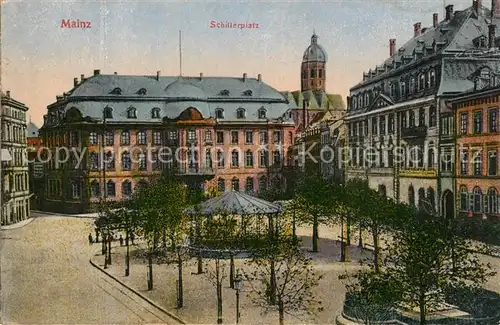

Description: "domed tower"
301 32 327 92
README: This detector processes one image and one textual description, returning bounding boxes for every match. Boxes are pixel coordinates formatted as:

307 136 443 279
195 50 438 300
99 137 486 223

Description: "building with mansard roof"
39 70 294 213
345 0 500 216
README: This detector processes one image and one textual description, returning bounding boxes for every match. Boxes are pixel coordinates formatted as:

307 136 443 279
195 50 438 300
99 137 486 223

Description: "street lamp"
233 271 243 324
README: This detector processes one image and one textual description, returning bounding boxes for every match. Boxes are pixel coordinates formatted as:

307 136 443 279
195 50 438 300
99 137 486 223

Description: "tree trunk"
270 258 277 305
312 214 319 252
278 299 284 325
340 216 345 262
147 254 153 290
372 225 380 273
358 226 363 248
177 254 183 308
345 215 351 262
419 291 426 325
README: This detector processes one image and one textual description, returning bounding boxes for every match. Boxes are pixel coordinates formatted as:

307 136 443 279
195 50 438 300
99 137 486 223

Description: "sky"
1 0 477 127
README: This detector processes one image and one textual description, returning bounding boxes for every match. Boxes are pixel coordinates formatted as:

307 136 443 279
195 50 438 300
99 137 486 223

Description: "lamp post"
125 211 130 276
233 271 243 324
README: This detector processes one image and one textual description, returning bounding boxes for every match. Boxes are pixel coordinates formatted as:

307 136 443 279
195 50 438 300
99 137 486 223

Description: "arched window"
427 143 435 168
215 108 224 119
429 69 436 87
121 130 130 145
258 107 267 119
122 151 131 171
353 96 358 110
245 150 253 167
103 106 113 119
151 107 161 118
460 186 468 211
236 107 246 119
243 90 253 96
401 80 407 97
259 176 267 192
473 186 483 213
378 184 387 198
419 108 426 126
259 150 268 167
138 152 147 170
427 187 435 211
122 180 132 197
90 152 99 170
106 180 116 197
364 93 370 107
137 88 147 95
205 149 213 168
110 87 122 95
219 89 230 96
231 150 239 167
486 187 498 214
418 188 426 209
409 77 415 94
231 177 240 191
419 73 425 90
408 185 415 206
218 178 225 192
245 177 254 193
91 180 100 197
127 107 137 119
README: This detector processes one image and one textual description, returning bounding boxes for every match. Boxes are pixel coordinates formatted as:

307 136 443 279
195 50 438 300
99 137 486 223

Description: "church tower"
301 32 327 92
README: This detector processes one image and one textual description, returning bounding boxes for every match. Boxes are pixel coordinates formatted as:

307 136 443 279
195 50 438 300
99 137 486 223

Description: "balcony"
401 126 427 139
175 164 215 175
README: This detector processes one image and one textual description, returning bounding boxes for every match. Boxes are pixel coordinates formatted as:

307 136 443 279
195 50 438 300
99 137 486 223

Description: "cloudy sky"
2 0 476 126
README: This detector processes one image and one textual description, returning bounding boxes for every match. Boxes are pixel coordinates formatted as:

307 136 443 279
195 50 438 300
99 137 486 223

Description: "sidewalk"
1 217 36 230
31 210 99 218
90 237 371 325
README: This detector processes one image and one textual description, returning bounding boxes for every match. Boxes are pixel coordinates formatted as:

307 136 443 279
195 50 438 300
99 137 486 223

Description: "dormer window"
110 87 122 95
364 93 370 107
151 107 160 119
428 69 436 88
137 88 147 95
258 107 267 119
127 107 137 119
220 89 230 96
103 106 113 119
243 90 253 96
236 107 246 119
215 108 224 119
419 73 425 90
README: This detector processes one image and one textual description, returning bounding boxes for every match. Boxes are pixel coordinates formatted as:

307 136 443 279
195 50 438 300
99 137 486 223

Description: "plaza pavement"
1 216 180 324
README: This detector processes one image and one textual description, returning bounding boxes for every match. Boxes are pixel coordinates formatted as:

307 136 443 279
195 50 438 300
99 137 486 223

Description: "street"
0 214 177 324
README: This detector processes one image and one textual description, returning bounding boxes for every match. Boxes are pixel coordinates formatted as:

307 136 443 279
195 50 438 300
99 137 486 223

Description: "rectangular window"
245 151 253 167
259 150 268 167
89 131 98 145
187 130 196 144
217 151 224 168
105 131 114 146
260 131 268 145
379 117 386 135
460 150 469 175
441 115 453 135
473 150 482 176
152 151 161 170
418 109 426 126
273 131 281 144
489 108 498 133
245 130 253 144
371 117 378 135
231 131 239 144
137 131 147 145
363 121 368 135
488 150 498 176
473 110 482 134
216 131 224 144
205 130 212 142
409 110 415 127
460 113 468 135
153 131 162 145
388 114 394 134
429 106 437 127
169 130 178 140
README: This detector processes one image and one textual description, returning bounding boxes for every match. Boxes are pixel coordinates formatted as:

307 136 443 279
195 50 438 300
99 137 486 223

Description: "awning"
1 149 12 162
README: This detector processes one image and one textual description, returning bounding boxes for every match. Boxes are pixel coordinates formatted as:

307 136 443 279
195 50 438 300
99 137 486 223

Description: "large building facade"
345 1 500 216
1 91 30 225
452 68 500 219
39 71 294 213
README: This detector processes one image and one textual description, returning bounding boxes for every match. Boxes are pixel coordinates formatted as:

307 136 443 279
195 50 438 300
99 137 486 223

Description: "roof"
302 33 328 63
44 73 295 127
185 191 282 215
281 90 345 111
27 122 39 138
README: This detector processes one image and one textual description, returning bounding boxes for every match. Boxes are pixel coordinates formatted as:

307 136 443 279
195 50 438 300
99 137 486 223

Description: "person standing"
119 235 124 246
88 233 93 245
130 232 135 245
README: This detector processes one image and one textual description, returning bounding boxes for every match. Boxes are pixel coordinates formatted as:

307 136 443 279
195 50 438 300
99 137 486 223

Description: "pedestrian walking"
88 233 93 245
95 229 100 243
119 235 124 246
130 232 135 245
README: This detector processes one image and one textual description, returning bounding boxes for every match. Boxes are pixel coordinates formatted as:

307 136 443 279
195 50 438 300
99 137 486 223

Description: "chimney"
493 0 500 18
6 91 10 98
243 73 247 81
93 69 100 76
474 0 482 12
489 24 496 48
433 13 438 27
414 22 422 37
156 70 161 81
73 78 78 87
258 73 262 82
389 39 396 56
199 72 203 80
445 4 454 20
80 74 84 82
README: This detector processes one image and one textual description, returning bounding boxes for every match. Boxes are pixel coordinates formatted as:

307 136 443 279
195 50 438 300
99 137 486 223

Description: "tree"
244 240 323 325
294 173 332 252
383 211 495 325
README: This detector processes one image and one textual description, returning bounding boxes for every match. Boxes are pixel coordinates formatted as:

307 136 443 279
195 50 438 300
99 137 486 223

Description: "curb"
1 217 36 230
88 257 185 324
31 210 98 218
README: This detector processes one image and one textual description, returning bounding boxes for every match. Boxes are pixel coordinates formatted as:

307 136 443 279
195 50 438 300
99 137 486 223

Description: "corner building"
40 71 294 213
345 1 500 216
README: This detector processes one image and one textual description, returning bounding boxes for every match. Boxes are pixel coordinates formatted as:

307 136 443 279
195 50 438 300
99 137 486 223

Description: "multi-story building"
452 66 500 219
1 91 30 225
345 1 500 214
26 121 43 210
39 70 294 213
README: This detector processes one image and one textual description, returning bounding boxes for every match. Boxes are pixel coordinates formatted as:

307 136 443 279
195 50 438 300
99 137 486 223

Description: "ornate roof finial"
311 30 318 44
